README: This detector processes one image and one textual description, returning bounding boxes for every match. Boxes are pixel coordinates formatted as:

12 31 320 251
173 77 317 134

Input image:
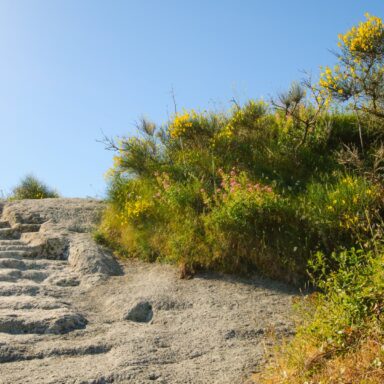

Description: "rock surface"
0 198 296 384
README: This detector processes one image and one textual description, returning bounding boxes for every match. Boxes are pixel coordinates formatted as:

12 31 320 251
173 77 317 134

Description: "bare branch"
170 86 178 115
96 130 120 151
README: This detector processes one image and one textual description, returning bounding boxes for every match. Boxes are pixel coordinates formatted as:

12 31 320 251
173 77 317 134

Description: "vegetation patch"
10 175 59 200
97 13 384 382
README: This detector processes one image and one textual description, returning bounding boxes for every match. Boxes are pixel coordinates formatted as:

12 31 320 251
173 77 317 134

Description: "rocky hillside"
0 199 296 384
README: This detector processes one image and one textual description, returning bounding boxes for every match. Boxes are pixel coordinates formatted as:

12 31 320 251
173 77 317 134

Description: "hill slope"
0 199 295 384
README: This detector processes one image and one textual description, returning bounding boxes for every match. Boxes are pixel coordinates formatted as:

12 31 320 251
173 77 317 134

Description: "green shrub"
10 175 59 200
308 247 384 345
302 174 383 253
258 245 384 383
252 15 384 384
99 97 384 283
202 169 310 281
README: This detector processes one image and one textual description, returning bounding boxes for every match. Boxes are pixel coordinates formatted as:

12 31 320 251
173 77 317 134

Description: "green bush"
98 95 382 283
302 173 383 252
10 175 59 200
202 169 310 281
258 245 384 383
253 15 384 384
308 247 384 345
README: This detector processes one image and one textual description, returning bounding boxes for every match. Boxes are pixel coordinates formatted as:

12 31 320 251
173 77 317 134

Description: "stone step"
19 270 49 283
45 273 80 287
0 269 49 283
0 245 35 252
0 258 31 269
0 252 23 260
0 281 65 298
0 282 41 296
0 250 35 259
0 341 111 363
0 295 69 310
15 223 41 233
0 240 27 246
0 269 22 282
0 308 87 334
0 221 10 229
0 257 65 270
0 228 20 240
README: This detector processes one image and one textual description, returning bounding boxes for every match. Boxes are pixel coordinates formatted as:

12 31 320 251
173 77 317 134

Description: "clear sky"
0 1 383 198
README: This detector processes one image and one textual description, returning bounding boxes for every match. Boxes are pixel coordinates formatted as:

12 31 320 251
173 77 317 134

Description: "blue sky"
0 1 383 198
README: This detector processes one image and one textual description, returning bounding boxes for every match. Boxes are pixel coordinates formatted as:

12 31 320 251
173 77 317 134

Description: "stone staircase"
0 204 87 337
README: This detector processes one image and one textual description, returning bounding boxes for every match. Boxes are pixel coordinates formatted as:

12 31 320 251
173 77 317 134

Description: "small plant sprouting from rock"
10 175 59 200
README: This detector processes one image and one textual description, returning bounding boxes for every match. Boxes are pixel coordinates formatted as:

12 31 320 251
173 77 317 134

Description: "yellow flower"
125 199 153 219
168 110 197 139
113 156 122 167
339 14 383 54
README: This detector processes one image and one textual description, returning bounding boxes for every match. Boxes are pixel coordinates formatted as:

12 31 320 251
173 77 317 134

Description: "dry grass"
253 335 384 384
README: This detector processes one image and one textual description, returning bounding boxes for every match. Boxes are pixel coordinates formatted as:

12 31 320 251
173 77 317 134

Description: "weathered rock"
124 300 153 323
0 308 87 334
68 233 123 276
2 198 103 229
2 199 121 276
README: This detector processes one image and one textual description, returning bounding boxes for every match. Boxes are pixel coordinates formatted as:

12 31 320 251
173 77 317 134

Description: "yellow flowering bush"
328 176 380 228
168 110 227 146
305 174 382 245
215 123 234 140
224 100 269 137
319 13 384 123
124 199 154 220
319 65 345 93
168 111 195 139
339 13 384 54
211 100 274 150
